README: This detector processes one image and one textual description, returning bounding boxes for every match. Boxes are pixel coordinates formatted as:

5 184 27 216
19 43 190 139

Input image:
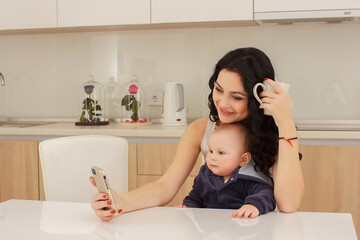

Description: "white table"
0 199 357 240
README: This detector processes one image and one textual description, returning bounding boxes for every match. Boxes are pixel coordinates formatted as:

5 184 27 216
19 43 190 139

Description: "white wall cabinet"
0 0 57 30
58 0 150 27
255 0 360 12
151 0 253 24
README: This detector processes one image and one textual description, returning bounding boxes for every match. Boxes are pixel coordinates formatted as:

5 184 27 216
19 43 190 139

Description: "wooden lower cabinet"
0 140 40 202
298 145 360 238
132 143 202 206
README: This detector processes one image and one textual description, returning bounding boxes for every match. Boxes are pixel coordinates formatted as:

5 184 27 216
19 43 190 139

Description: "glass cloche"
104 76 122 122
120 75 147 123
75 75 109 126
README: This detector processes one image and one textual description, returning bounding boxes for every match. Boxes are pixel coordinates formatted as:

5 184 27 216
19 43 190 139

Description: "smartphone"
91 166 118 216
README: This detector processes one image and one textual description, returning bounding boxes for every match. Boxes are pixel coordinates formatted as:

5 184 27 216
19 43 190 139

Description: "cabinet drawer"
0 140 39 202
137 143 202 176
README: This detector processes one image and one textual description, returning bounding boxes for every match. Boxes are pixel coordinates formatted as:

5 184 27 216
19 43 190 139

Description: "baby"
180 123 276 218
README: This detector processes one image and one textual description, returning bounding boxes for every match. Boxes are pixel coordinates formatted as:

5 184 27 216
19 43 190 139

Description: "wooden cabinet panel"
39 160 45 201
0 0 57 30
138 175 195 207
137 143 202 176
152 0 253 23
128 143 137 191
58 0 150 27
0 140 39 202
298 145 360 238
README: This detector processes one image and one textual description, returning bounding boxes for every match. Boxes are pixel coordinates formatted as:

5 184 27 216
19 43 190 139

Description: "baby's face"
206 130 246 178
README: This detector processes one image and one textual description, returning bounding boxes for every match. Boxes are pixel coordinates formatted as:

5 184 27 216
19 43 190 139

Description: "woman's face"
212 69 249 123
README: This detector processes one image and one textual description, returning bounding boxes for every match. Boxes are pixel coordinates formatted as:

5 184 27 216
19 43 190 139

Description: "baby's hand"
174 205 187 208
232 204 259 219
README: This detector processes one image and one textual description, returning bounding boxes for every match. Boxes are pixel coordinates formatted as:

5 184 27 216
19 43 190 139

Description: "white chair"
39 135 128 203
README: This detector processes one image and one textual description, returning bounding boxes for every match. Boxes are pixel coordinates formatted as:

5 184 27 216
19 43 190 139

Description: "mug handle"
253 83 265 104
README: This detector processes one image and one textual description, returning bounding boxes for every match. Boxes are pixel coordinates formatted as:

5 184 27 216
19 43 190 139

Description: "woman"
91 47 304 221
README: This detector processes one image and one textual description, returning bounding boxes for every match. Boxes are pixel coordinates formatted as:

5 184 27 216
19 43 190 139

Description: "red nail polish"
118 209 123 213
264 78 269 81
110 209 116 214
107 200 112 205
103 194 108 199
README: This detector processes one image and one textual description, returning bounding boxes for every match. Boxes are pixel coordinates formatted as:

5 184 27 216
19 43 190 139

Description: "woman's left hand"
232 204 259 219
258 78 293 127
174 205 187 208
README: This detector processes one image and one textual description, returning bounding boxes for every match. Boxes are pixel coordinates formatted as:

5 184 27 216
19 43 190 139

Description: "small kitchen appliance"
162 82 187 126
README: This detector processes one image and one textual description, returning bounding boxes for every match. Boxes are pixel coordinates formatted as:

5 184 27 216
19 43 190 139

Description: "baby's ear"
239 152 251 167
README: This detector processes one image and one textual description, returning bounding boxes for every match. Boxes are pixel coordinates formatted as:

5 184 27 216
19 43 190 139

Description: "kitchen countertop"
0 122 187 138
0 119 360 143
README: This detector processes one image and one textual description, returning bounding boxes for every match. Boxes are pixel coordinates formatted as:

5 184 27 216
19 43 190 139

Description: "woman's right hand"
259 78 294 128
90 176 122 222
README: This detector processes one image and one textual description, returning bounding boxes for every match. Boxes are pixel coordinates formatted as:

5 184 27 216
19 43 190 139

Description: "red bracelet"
278 137 298 148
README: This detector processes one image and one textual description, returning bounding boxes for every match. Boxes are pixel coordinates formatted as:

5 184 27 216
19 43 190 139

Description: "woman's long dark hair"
208 47 278 177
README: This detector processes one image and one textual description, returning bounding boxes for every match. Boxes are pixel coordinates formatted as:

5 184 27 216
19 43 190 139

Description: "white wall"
0 22 359 121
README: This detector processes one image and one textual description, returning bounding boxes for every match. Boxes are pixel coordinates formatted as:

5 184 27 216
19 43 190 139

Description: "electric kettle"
162 82 187 126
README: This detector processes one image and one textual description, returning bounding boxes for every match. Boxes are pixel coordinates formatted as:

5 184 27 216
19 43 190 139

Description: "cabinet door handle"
0 72 5 86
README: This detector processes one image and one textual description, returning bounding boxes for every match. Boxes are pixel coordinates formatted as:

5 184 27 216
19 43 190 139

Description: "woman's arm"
259 79 304 212
92 117 208 220
272 122 304 212
120 118 208 211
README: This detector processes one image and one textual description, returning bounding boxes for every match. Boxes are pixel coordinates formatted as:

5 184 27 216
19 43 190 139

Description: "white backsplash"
0 23 359 121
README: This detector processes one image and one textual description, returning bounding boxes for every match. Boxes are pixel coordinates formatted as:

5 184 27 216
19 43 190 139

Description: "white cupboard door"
255 0 360 12
151 0 253 24
58 0 150 27
0 0 57 30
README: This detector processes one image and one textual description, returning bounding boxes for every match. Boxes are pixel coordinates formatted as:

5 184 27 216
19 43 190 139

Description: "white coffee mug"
253 81 290 115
